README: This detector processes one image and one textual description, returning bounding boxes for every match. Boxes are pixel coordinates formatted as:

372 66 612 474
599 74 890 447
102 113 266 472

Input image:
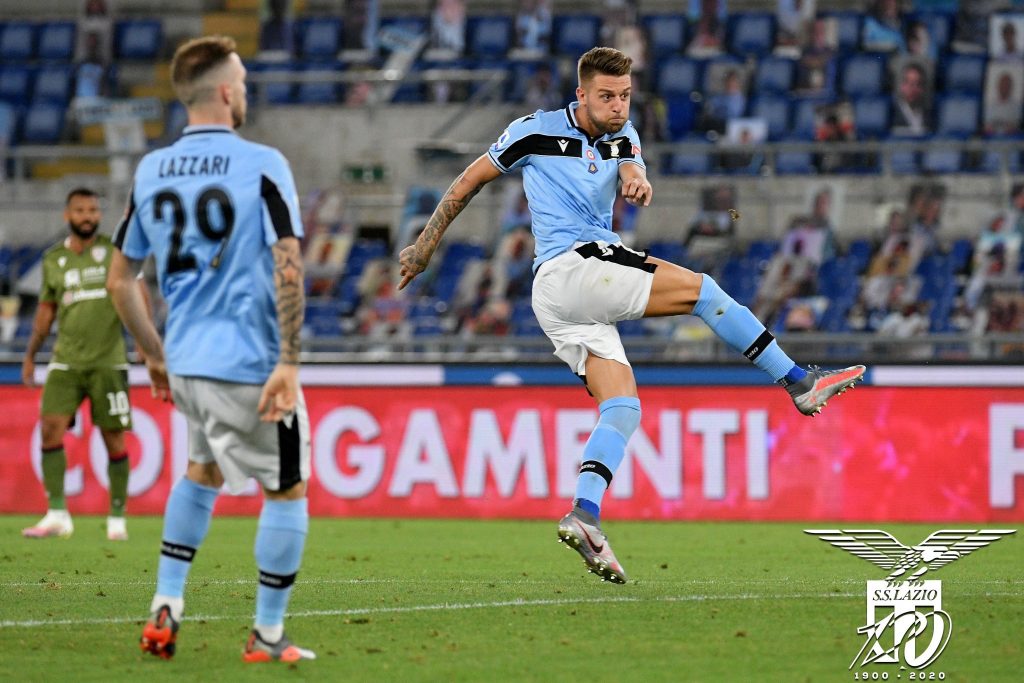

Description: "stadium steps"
203 13 259 58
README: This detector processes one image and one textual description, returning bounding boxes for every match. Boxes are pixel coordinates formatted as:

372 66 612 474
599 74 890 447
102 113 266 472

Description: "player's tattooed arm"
399 154 501 290
272 236 304 365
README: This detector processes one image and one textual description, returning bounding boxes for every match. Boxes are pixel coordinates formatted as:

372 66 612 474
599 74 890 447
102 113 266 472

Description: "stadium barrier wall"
1 364 1022 522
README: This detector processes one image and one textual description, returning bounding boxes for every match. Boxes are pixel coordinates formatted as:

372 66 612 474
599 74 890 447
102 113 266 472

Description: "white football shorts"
169 374 311 494
532 240 656 376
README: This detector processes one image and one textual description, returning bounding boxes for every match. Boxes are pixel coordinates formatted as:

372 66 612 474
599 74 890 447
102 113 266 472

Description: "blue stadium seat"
791 98 826 139
755 57 795 94
750 95 790 140
936 94 980 136
32 65 72 105
775 139 814 174
642 14 687 58
21 102 63 144
825 13 862 53
841 54 885 97
504 59 559 103
617 319 646 338
295 62 343 103
853 96 891 139
847 240 872 273
0 65 32 105
909 12 953 53
942 54 986 95
552 15 601 57
887 136 919 174
0 22 36 61
728 13 774 57
0 101 17 145
700 55 743 94
647 241 686 264
656 56 701 97
664 93 699 139
949 238 973 273
746 240 779 262
466 16 512 59
298 17 341 60
979 135 1023 174
921 138 963 173
115 20 163 60
250 62 295 104
663 138 711 175
37 21 75 61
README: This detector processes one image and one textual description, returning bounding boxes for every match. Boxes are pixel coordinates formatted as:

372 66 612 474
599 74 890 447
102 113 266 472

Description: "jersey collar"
565 102 605 146
182 125 236 136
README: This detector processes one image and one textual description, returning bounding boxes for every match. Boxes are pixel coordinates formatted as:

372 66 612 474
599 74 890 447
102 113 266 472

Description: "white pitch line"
2 590 1022 630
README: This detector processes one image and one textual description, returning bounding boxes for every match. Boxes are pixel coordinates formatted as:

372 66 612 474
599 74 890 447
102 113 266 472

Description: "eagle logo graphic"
805 529 1015 585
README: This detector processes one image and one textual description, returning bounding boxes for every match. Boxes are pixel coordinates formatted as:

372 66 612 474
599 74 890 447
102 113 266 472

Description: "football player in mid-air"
108 35 314 663
21 187 144 542
398 46 865 585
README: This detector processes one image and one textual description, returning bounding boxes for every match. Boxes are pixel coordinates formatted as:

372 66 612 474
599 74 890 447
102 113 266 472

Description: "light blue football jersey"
114 125 303 384
486 101 645 270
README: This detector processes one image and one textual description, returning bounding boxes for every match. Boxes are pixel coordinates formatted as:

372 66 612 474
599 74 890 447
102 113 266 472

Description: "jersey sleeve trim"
485 151 509 173
260 174 295 239
113 186 136 250
617 158 646 169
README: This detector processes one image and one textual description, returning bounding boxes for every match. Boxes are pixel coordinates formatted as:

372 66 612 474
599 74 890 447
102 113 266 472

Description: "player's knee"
599 397 642 440
40 418 68 448
264 480 306 501
186 461 224 489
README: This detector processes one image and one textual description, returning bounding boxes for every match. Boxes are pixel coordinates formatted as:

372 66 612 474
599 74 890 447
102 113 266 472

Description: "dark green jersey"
39 234 128 368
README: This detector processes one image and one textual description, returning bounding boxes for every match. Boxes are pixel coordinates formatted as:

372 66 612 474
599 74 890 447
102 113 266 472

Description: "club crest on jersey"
608 140 621 158
58 256 67 268
91 247 107 263
588 162 598 174
586 149 596 160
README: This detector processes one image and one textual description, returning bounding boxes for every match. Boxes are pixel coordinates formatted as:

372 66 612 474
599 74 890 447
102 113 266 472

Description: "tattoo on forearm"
415 171 483 263
272 238 304 365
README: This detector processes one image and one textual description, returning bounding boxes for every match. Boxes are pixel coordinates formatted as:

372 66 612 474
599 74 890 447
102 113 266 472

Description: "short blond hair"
170 35 237 105
577 47 632 85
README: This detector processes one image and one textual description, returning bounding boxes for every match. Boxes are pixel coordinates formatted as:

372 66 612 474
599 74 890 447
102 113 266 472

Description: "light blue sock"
156 478 218 598
575 397 642 521
692 274 799 382
254 498 308 628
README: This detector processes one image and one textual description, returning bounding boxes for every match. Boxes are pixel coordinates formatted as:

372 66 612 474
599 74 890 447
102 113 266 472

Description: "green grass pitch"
0 516 1020 682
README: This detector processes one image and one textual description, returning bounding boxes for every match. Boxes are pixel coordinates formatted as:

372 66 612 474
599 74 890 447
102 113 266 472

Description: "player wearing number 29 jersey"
114 126 302 384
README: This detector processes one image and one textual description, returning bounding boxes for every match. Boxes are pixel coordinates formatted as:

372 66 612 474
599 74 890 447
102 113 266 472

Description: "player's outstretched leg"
140 477 218 659
23 446 73 539
691 275 865 416
244 497 314 663
557 397 639 584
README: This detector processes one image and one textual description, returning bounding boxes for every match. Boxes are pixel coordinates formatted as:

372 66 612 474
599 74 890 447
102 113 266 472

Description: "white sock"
256 623 284 643
150 594 184 622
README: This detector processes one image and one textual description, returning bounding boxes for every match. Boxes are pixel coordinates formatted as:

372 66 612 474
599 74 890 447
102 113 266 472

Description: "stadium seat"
0 22 35 61
250 62 295 104
755 57 795 94
887 136 919 174
378 16 429 54
466 16 512 59
775 140 815 175
942 54 986 95
298 17 342 60
31 65 72 105
647 241 686 264
979 135 1023 174
663 142 711 175
750 95 790 140
728 13 774 57
0 65 32 105
114 20 163 60
641 14 687 59
656 56 701 98
0 101 17 145
825 13 862 53
664 94 699 140
37 21 75 61
949 238 973 273
910 12 953 53
936 95 980 136
295 62 343 104
791 98 826 139
504 58 559 103
746 240 779 262
846 240 872 273
552 15 601 57
921 138 963 173
20 102 63 144
841 54 885 98
853 96 891 139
